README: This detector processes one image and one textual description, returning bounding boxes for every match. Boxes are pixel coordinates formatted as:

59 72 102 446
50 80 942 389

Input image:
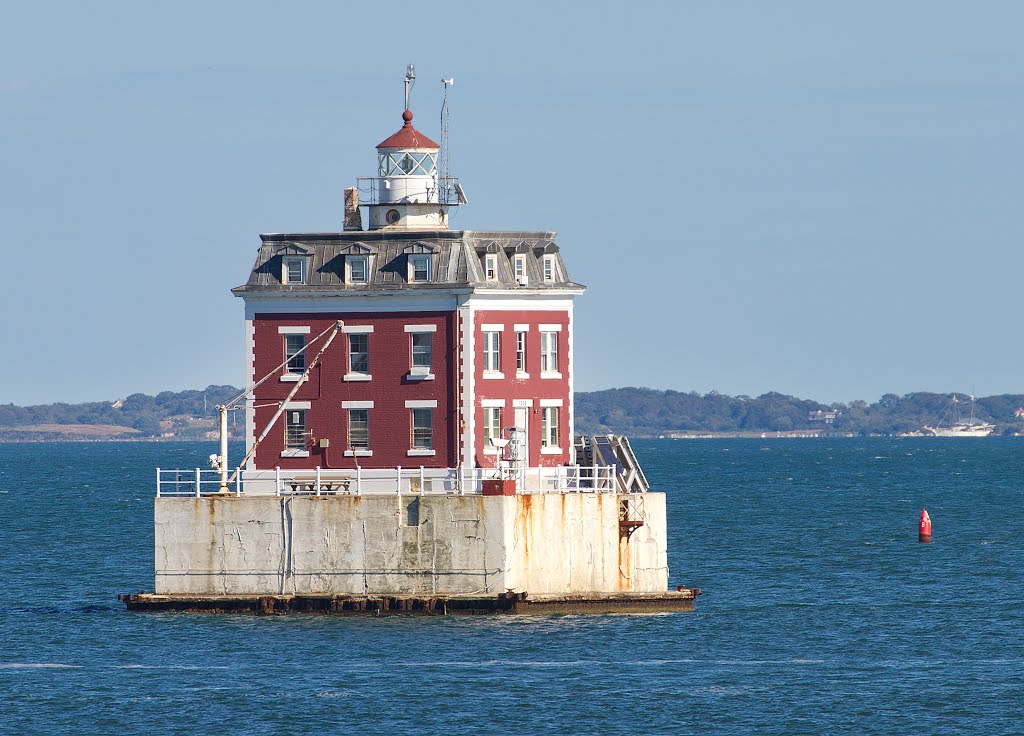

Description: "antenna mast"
441 78 454 195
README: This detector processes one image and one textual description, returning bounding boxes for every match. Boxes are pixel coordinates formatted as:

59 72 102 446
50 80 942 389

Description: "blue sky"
2 1 1022 405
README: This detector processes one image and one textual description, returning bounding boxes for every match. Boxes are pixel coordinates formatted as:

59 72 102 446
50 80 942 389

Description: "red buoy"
919 508 932 543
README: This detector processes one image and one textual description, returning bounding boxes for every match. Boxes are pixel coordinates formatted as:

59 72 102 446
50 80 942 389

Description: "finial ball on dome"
402 110 414 123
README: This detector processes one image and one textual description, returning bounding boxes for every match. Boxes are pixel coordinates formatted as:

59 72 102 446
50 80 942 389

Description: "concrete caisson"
154 493 668 597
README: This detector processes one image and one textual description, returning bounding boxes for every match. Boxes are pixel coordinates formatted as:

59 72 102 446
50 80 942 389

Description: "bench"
285 475 353 495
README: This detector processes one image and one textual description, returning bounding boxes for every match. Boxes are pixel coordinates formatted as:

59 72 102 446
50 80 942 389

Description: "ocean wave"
0 663 81 669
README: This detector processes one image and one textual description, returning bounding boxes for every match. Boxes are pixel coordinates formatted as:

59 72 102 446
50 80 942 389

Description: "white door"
512 407 530 468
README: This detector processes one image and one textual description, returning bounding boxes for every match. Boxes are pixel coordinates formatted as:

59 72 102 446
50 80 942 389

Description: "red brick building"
232 105 583 481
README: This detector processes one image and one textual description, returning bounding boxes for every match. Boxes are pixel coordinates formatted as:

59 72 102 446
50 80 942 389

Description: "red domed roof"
376 110 439 149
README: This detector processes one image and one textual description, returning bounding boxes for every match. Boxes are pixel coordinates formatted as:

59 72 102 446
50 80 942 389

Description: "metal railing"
155 464 622 498
155 467 243 497
355 176 463 206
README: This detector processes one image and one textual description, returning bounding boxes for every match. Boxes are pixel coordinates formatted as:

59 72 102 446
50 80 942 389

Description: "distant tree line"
574 388 1024 436
2 385 1023 440
0 385 239 439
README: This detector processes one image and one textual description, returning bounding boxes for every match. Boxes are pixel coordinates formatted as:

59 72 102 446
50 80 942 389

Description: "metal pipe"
218 405 230 492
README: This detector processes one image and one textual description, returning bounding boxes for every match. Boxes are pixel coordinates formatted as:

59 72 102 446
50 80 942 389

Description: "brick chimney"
343 187 362 231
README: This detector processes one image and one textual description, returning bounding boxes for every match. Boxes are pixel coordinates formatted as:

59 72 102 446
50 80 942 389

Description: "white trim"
539 398 564 408
404 324 438 332
341 400 374 409
405 399 438 408
407 449 437 457
466 289 583 301
343 325 374 334
280 374 303 383
513 323 530 332
540 447 562 455
480 323 505 332
281 449 310 458
344 450 374 457
541 371 563 380
538 324 563 332
283 401 311 410
405 371 435 381
243 293 462 316
512 399 534 408
482 371 505 380
460 302 475 467
483 447 498 456
515 372 531 380
245 318 256 469
480 399 506 408
343 373 372 382
567 303 575 462
277 326 310 334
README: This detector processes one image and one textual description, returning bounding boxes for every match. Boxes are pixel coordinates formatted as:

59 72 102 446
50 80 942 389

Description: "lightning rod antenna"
404 64 416 111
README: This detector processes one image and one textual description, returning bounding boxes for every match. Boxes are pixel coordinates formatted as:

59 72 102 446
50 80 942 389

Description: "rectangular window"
541 407 559 449
516 331 527 372
348 256 369 283
411 332 432 369
484 407 502 448
409 254 431 282
284 334 305 374
485 254 498 280
540 331 558 373
348 409 369 450
411 408 433 450
285 410 306 449
483 331 501 372
543 255 556 282
283 257 306 285
513 254 527 283
349 334 369 374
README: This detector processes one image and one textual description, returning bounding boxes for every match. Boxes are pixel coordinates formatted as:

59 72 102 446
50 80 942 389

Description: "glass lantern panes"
378 151 437 176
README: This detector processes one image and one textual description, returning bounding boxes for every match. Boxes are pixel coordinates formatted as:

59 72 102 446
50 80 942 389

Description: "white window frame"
346 255 369 284
346 408 371 455
540 406 560 453
513 254 527 284
408 254 431 282
345 332 371 381
283 409 308 457
540 331 560 377
484 253 498 280
284 333 306 377
408 331 434 380
516 330 528 376
283 256 306 285
542 254 557 283
409 407 435 456
482 330 502 376
483 407 502 455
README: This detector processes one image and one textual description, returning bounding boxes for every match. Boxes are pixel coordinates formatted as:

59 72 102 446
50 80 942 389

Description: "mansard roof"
232 230 584 296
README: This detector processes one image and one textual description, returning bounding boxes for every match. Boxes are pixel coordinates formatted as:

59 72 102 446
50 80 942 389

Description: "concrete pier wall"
154 493 668 596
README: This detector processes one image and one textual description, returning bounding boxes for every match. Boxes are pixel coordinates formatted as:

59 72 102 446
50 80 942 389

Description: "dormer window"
347 255 369 284
485 254 498 281
283 256 306 285
542 255 557 283
408 254 431 282
513 254 527 284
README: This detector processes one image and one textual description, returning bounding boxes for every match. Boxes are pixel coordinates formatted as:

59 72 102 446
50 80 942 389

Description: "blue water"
1 439 1022 734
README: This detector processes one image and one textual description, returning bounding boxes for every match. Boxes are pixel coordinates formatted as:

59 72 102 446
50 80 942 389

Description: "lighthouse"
131 70 698 614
